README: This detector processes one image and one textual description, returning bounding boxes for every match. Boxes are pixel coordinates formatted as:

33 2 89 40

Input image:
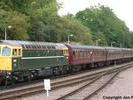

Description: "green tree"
0 9 29 40
28 0 59 41
58 16 93 44
0 0 58 41
76 5 131 47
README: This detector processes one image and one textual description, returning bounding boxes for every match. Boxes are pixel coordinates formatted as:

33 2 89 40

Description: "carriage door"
89 49 94 67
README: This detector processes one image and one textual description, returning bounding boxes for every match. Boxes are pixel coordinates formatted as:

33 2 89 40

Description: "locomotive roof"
0 40 67 50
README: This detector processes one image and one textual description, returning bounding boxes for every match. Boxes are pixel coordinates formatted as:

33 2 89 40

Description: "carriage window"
2 47 11 56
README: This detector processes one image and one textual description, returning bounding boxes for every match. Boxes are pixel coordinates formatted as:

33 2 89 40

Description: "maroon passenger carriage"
66 44 107 71
105 47 124 64
66 44 133 72
106 47 133 64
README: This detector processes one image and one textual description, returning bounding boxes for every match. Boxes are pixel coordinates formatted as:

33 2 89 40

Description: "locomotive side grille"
0 57 12 71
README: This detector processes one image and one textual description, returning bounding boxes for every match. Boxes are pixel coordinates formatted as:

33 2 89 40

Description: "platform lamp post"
67 34 73 44
95 39 101 46
111 42 116 47
5 25 12 40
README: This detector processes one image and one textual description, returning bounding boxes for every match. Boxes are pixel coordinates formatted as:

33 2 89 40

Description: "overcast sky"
57 0 133 31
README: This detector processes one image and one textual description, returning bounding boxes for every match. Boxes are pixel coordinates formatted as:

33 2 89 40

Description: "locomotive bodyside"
21 43 68 70
0 40 69 84
0 40 69 71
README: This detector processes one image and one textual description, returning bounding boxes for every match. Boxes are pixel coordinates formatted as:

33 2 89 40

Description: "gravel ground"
22 66 133 100
91 67 133 100
22 80 93 100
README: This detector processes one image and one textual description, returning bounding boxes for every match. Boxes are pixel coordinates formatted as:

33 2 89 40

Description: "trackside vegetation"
0 0 133 47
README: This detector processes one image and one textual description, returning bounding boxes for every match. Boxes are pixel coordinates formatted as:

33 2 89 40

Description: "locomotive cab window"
13 48 22 56
18 49 21 55
13 49 17 56
2 47 11 56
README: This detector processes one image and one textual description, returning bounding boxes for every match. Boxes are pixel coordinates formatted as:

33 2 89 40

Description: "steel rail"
56 64 133 100
83 72 119 100
0 62 133 100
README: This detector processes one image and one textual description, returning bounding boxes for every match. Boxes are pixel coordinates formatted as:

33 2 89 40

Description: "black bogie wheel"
53 67 60 76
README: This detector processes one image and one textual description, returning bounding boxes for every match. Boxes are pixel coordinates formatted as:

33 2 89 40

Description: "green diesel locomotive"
0 40 69 83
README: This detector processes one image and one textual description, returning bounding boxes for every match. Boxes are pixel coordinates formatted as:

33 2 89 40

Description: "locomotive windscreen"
2 47 11 56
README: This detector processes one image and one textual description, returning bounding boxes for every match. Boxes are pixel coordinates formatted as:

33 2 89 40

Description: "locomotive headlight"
13 59 17 67
7 72 11 75
13 59 17 62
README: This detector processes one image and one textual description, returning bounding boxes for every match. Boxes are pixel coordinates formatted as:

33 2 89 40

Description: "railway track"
55 65 132 100
0 62 133 100
0 71 103 100
56 71 119 100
